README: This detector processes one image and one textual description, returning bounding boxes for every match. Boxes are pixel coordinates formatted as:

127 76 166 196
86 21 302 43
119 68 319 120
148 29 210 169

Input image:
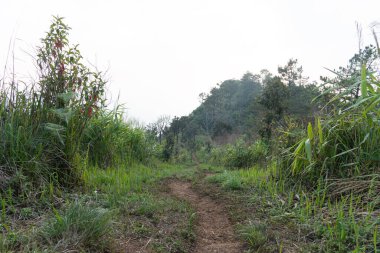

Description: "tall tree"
155 115 171 144
278 58 308 86
258 76 288 139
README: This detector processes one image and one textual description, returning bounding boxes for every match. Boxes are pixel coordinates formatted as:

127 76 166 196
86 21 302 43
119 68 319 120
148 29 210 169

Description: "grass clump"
39 202 112 252
239 223 268 252
222 175 243 190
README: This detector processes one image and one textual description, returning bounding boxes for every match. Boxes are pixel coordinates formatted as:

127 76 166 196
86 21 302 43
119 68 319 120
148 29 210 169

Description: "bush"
211 139 268 169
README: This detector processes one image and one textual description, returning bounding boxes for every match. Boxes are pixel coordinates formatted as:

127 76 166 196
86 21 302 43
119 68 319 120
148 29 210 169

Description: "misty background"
1 0 380 123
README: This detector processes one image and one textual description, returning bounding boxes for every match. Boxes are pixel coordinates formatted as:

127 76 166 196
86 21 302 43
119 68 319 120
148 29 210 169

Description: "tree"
258 76 288 139
320 45 379 102
259 76 288 117
168 116 182 143
154 115 171 144
278 58 308 87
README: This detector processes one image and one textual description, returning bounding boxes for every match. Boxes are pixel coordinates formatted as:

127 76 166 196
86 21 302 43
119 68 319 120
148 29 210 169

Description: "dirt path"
169 181 243 253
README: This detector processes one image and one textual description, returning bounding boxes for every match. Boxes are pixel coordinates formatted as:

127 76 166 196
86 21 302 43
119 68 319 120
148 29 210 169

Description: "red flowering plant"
36 16 106 161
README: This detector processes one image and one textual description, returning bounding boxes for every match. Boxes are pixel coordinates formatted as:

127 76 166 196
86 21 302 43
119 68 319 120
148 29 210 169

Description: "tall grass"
210 139 268 168
82 107 151 168
279 57 380 198
82 163 185 196
269 43 380 251
207 163 379 252
280 116 380 189
0 16 152 201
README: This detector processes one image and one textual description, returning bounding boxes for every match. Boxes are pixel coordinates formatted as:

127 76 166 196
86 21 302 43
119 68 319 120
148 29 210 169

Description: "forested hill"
171 59 321 145
189 72 263 138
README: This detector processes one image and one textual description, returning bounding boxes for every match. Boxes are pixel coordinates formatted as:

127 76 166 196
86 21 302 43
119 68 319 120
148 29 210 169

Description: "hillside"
165 60 321 151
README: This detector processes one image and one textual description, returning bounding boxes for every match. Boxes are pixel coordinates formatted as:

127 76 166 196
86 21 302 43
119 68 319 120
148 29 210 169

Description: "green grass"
82 163 190 195
39 203 113 252
205 164 379 252
0 162 196 252
239 223 268 252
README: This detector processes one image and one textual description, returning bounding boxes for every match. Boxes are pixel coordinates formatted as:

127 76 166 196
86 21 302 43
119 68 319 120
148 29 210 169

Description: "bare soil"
169 180 243 253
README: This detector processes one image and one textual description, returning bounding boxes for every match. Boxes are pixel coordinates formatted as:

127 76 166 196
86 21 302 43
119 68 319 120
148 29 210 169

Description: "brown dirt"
122 238 152 253
169 180 243 253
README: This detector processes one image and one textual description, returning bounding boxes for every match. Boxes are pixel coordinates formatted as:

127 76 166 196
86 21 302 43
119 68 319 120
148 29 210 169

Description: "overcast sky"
1 0 380 124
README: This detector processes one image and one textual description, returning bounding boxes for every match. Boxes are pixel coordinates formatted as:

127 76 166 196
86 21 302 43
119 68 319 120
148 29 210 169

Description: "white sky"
1 0 380 124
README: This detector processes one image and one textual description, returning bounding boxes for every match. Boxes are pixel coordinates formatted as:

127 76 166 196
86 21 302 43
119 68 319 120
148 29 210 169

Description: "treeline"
154 59 321 162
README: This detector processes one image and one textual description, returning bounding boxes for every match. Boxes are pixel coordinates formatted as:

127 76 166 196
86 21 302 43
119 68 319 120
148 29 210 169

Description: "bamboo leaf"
307 122 313 140
331 147 358 158
305 138 312 162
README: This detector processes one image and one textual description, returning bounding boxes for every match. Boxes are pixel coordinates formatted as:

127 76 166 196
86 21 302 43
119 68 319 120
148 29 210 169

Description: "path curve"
169 181 242 253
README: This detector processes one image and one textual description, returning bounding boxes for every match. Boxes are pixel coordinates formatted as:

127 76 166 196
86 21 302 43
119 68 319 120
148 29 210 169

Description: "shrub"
212 139 268 169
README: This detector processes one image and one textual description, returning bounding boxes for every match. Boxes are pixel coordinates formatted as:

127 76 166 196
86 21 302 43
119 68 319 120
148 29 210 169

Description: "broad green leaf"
292 139 306 174
305 138 312 162
307 122 313 140
52 108 73 124
57 91 75 103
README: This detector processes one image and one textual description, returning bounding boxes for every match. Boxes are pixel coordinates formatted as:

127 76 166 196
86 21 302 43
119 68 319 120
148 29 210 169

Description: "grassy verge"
198 164 379 253
0 162 196 252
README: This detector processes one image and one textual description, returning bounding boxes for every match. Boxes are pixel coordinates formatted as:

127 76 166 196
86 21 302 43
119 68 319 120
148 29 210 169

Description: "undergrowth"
206 164 379 252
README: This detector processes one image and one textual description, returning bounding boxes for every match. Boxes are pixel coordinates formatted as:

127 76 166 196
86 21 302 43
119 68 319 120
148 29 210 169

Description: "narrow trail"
169 180 243 253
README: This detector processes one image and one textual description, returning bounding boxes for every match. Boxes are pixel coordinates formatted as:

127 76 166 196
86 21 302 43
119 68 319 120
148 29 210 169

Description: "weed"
239 222 268 251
